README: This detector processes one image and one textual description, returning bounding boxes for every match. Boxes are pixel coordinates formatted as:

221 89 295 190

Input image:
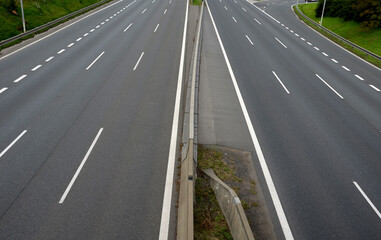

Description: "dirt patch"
198 145 277 240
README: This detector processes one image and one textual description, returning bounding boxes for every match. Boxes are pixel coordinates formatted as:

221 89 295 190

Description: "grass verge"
295 3 381 68
194 146 234 239
190 0 203 6
0 0 112 50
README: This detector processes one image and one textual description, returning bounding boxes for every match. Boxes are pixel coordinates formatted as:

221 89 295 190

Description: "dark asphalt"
0 0 187 239
202 0 381 239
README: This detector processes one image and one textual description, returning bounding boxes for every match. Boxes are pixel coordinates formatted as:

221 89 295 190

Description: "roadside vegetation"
194 146 234 239
296 3 381 67
190 0 203 6
0 0 101 42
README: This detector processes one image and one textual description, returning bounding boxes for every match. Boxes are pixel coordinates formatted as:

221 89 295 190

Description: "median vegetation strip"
295 3 381 68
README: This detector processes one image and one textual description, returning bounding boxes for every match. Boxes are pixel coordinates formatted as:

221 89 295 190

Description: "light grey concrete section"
198 10 253 151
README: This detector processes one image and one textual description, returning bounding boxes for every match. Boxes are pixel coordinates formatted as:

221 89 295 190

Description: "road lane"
0 0 187 238
205 0 381 239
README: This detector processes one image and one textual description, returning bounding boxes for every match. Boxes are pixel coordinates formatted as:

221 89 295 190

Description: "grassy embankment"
0 0 105 48
191 0 203 5
296 3 381 68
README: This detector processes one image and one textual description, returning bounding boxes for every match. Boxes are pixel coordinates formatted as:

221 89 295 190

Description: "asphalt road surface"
201 0 381 239
0 0 187 239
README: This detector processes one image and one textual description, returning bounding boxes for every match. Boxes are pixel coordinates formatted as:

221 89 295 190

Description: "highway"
201 0 381 239
0 0 188 239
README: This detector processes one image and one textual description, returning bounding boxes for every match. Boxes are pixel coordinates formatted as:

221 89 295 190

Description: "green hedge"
315 0 381 28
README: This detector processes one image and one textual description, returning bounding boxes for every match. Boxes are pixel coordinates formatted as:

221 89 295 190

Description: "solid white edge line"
353 181 381 219
0 130 27 158
315 74 344 99
0 87 8 94
86 51 105 70
369 85 380 92
154 24 160 32
275 37 287 49
272 71 290 94
133 52 144 71
14 74 27 83
0 0 123 61
59 128 103 204
246 35 254 45
124 23 133 32
158 0 188 239
206 1 294 239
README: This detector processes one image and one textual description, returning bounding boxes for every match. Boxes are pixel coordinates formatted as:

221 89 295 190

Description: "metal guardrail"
294 4 381 61
0 0 111 48
203 169 255 240
177 2 204 239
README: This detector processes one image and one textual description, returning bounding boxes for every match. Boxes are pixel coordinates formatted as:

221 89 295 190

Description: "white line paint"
96 24 100 28
369 85 381 92
331 58 338 63
57 49 65 54
272 71 290 94
90 29 95 32
76 37 82 41
232 17 237 22
250 1 280 23
290 30 294 33
254 18 261 25
295 33 299 37
0 87 8 94
59 128 103 204
246 35 254 45
301 37 305 41
124 23 132 32
86 51 105 70
164 9 167 14
285 27 289 29
355 74 364 81
0 130 27 157
84 33 89 37
275 37 287 48
110 16 113 19
316 74 344 99
45 56 54 62
31 65 42 71
281 23 284 26
307 42 312 45
14 74 27 83
206 2 294 239
224 6 227 10
342 66 350 71
67 43 74 48
113 13 117 16
314 47 320 51
169 0 172 4
242 7 247 12
152 0 155 3
154 24 160 32
0 0 124 61
106 19 109 22
158 0 188 238
142 8 147 14
353 182 381 219
133 52 144 71
101 22 105 25
322 52 328 56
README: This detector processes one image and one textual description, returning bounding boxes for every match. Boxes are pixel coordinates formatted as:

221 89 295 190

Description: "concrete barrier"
203 169 255 240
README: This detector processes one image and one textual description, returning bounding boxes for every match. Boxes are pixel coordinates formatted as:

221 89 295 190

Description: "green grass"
0 0 101 42
194 146 234 240
190 0 203 5
296 3 381 67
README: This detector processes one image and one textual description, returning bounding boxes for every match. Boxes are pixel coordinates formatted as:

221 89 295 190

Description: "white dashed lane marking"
14 75 27 83
31 65 42 71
